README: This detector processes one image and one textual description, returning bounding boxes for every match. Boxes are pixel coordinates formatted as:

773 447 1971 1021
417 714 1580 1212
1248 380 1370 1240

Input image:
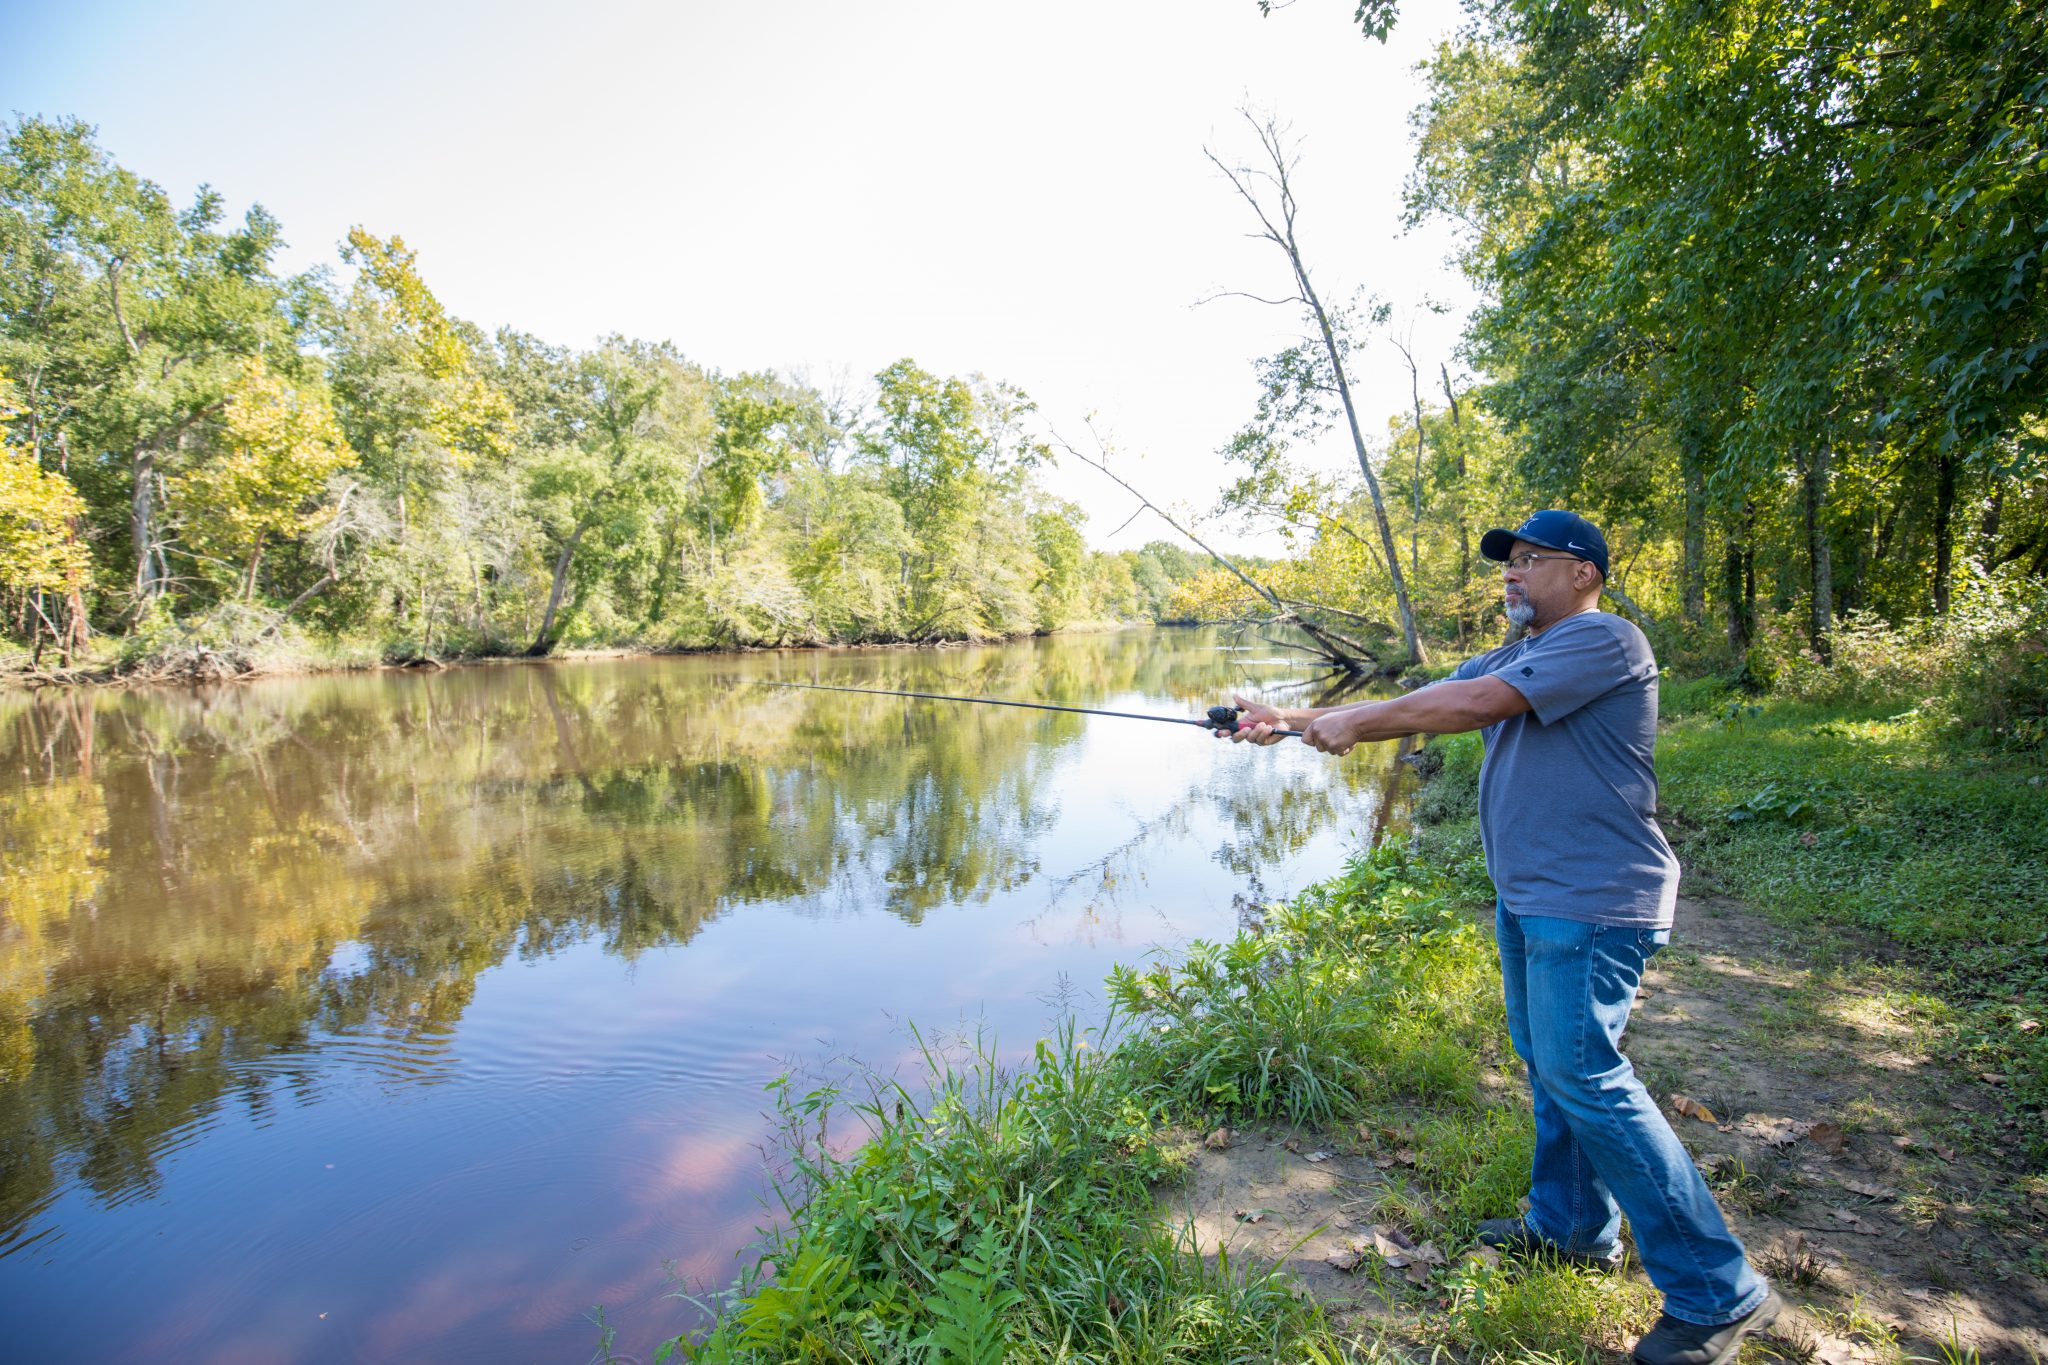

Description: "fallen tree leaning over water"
1059 428 1393 674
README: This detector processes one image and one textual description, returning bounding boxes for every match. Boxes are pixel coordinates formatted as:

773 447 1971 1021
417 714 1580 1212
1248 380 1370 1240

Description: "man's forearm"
1320 679 1526 743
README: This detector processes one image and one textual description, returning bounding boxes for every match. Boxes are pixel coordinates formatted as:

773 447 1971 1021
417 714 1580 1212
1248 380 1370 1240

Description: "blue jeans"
1495 902 1768 1326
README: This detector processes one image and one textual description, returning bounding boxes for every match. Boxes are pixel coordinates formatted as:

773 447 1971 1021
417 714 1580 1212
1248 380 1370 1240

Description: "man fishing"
1227 510 1778 1365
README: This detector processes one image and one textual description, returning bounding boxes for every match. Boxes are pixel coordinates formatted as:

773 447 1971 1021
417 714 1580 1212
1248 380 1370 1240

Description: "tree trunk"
1802 450 1834 662
1209 117 1425 667
1402 341 1425 579
1724 501 1755 654
243 535 265 603
1440 365 1471 601
1680 435 1706 625
131 442 162 604
1932 448 1956 615
1723 540 1748 654
528 525 588 656
1309 295 1425 666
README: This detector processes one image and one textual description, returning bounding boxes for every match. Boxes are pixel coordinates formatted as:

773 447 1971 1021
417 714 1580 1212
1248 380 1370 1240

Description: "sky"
2 0 1479 553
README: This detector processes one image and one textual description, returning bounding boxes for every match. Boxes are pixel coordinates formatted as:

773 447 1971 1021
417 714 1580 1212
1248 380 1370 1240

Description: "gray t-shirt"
1449 610 1679 928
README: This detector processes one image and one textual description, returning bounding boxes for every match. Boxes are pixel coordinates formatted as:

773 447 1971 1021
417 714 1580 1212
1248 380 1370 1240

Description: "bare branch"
1194 288 1308 309
1273 597 1396 634
1058 425 1369 672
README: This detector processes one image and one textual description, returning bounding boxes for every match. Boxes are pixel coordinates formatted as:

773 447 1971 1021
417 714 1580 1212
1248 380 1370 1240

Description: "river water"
0 629 1408 1363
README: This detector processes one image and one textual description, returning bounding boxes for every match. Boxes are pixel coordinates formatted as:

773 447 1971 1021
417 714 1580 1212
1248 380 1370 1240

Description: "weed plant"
668 1020 1345 1363
1436 1257 1660 1362
1105 842 1506 1127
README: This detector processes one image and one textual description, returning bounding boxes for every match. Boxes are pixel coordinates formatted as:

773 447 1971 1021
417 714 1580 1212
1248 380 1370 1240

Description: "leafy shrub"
1740 567 2048 748
673 1021 1336 1363
1107 844 1504 1125
1107 934 1372 1124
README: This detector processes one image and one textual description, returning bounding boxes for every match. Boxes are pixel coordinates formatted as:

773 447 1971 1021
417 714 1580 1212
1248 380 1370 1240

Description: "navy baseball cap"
1479 510 1609 578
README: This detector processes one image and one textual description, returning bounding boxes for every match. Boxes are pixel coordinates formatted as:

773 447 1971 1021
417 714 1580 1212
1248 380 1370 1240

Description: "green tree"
167 357 357 602
523 338 710 655
0 116 301 612
0 373 91 659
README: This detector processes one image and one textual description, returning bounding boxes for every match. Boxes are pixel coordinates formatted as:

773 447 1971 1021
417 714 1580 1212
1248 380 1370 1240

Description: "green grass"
664 1019 1350 1363
1652 690 2048 1155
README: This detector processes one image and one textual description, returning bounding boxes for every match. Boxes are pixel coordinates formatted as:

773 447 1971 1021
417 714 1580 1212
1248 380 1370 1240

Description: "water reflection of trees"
0 632 1399 1233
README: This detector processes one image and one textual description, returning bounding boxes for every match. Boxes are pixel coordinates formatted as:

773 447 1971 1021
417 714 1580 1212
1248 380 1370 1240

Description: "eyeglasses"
1503 552 1584 572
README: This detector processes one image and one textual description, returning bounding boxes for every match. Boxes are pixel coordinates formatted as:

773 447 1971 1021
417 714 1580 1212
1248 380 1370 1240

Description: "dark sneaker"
1632 1288 1783 1365
1474 1214 1623 1270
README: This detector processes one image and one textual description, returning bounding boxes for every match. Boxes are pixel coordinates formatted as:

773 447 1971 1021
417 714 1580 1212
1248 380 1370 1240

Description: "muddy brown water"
0 629 1410 1364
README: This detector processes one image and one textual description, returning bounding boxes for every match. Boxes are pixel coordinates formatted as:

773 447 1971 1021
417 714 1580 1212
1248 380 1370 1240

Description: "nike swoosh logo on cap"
1567 541 1586 551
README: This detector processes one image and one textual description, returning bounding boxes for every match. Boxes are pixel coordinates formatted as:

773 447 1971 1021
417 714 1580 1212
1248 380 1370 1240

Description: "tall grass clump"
1106 842 1504 1126
1435 1256 1660 1362
668 1021 1344 1364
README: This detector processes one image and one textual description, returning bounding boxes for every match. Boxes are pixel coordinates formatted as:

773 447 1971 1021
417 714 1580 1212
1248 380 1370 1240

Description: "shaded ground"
1160 891 2048 1363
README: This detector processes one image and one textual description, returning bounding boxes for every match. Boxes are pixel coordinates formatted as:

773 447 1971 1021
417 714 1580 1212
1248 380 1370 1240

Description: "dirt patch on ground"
1158 891 2048 1362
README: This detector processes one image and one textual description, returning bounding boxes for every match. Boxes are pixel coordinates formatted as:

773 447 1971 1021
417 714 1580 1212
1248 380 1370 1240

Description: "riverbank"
0 617 1148 690
651 679 2047 1363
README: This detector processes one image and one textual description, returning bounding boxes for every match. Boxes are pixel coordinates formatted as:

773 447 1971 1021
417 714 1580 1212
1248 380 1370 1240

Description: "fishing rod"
762 681 1304 737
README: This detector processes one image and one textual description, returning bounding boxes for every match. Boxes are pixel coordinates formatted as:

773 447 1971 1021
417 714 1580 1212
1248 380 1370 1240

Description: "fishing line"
761 681 1303 737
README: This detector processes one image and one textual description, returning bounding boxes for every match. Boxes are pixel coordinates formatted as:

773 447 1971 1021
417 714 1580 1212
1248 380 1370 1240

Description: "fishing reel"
1205 705 1243 733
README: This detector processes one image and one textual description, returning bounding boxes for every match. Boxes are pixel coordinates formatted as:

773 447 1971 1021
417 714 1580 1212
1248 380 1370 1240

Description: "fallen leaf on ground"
1732 1113 1813 1147
1462 1244 1503 1268
1979 1072 2010 1085
1368 1219 1433 1268
1204 1126 1233 1151
1324 1246 1365 1273
1808 1122 1848 1154
1891 1134 1917 1151
1840 1178 1897 1200
1696 1153 1737 1177
1671 1094 1719 1123
1234 1208 1270 1224
1369 1224 1418 1259
1283 1137 1302 1152
1303 1149 1334 1163
1933 1144 1955 1161
1827 1208 1885 1236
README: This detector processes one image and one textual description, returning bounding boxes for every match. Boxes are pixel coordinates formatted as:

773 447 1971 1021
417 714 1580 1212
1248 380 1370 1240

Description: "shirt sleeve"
1449 648 1494 683
1484 616 1653 725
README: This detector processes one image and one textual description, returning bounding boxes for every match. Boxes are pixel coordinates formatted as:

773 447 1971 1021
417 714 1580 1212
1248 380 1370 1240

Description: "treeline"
0 118 1208 672
1191 0 2044 712
1402 0 2046 656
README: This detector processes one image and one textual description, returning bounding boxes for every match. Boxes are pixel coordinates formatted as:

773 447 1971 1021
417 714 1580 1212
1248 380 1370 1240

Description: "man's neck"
1526 601 1600 637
